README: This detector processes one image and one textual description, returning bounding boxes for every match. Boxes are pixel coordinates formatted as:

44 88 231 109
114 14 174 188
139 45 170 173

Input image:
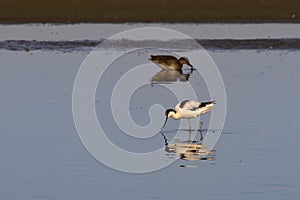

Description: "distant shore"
1 0 300 23
2 39 300 52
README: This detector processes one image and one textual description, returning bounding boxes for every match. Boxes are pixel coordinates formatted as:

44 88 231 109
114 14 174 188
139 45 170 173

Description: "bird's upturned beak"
162 117 168 129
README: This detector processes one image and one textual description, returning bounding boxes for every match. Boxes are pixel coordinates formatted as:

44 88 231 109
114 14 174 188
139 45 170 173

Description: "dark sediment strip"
1 39 300 52
1 0 300 23
200 39 300 50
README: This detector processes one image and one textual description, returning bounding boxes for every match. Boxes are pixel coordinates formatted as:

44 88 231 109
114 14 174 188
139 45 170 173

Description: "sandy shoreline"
1 0 300 23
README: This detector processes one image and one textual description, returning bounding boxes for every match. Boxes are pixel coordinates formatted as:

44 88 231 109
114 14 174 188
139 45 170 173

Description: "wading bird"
162 100 215 140
149 55 193 71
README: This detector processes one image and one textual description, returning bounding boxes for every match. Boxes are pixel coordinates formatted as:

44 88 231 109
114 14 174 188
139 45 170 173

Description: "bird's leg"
187 130 192 141
199 119 203 141
188 119 192 130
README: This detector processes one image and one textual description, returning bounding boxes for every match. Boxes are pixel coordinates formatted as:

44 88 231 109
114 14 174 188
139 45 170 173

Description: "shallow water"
0 24 300 199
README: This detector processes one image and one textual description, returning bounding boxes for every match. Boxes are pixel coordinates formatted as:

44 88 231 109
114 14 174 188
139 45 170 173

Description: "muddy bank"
1 0 300 23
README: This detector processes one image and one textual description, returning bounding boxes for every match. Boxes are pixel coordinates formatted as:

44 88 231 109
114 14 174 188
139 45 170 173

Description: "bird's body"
163 100 215 140
149 55 193 71
174 100 215 119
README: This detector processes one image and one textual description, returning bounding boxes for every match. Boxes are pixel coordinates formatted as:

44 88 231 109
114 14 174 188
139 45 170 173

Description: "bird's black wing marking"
198 101 215 108
188 106 199 111
179 100 190 108
180 100 201 111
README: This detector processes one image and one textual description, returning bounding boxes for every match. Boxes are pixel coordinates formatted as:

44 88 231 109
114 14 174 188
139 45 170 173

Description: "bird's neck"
170 113 181 119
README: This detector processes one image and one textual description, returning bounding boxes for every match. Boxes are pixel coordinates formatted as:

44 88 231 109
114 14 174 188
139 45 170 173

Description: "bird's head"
179 57 193 68
162 109 176 129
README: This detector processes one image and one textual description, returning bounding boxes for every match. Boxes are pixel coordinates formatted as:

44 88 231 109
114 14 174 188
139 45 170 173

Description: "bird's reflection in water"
151 69 193 84
161 131 215 166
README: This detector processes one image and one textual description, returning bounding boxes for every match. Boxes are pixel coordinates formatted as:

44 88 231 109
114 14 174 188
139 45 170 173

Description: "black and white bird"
162 100 215 140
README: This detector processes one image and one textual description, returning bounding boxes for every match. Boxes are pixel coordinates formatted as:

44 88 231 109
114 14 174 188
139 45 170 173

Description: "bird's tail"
198 101 215 114
149 55 156 61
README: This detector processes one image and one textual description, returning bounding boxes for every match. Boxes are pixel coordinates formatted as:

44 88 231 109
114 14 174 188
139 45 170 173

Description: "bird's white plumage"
162 100 215 140
174 100 214 119
176 100 200 110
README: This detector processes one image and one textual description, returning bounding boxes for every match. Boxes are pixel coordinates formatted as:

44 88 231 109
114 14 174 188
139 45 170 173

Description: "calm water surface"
0 25 299 199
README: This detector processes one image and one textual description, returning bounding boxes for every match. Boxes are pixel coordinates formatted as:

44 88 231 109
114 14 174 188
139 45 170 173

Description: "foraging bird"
149 55 193 71
162 100 215 140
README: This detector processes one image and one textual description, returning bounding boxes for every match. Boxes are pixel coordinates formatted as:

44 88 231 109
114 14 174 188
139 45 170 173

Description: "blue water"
0 47 299 199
